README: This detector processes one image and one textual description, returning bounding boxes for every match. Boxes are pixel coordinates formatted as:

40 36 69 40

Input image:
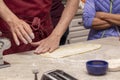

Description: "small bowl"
86 60 108 75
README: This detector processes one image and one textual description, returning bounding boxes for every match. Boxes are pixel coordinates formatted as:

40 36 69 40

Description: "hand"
7 18 35 45
0 0 35 45
31 34 60 54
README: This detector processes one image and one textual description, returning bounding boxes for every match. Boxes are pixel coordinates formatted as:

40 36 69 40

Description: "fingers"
31 42 41 47
31 41 50 54
10 20 35 45
18 25 32 43
49 46 58 53
32 36 60 54
0 31 2 36
34 41 48 54
34 46 50 54
34 46 58 54
22 21 35 39
12 31 20 45
15 27 29 44
33 42 58 54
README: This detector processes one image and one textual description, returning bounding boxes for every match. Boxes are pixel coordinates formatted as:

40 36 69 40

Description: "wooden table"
0 37 120 80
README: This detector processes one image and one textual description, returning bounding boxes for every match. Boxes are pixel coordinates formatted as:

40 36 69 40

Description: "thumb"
0 31 2 36
31 41 40 47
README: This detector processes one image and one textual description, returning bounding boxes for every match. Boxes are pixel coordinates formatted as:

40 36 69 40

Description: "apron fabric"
51 0 69 45
51 0 64 19
1 0 53 55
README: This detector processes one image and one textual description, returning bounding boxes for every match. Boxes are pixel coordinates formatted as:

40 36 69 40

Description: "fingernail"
25 42 28 44
16 42 20 46
31 33 35 39
24 40 28 44
29 39 32 43
28 37 32 43
34 49 37 53
34 48 40 53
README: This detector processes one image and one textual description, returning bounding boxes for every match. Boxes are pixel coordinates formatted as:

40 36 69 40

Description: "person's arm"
31 0 79 54
83 0 112 30
50 0 79 40
96 12 120 26
83 0 96 29
92 18 112 30
0 0 34 45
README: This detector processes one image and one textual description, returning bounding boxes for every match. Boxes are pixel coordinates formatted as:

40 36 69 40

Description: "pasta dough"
40 43 101 58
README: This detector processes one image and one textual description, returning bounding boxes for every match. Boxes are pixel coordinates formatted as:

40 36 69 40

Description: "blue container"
86 60 108 75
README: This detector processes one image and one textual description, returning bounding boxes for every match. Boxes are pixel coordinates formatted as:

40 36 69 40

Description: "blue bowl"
86 60 108 75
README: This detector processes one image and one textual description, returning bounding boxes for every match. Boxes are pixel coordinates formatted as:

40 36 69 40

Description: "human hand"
0 0 35 45
7 18 35 45
31 34 60 54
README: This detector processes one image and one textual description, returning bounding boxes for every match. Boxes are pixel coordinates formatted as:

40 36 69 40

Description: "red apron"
1 0 53 55
51 0 69 45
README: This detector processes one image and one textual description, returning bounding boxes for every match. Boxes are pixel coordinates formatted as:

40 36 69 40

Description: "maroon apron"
1 0 53 55
51 0 64 27
51 0 69 45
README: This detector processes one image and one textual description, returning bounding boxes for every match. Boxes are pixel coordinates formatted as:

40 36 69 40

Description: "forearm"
92 18 112 30
0 0 18 22
96 12 120 26
105 19 120 26
50 0 79 38
101 13 120 20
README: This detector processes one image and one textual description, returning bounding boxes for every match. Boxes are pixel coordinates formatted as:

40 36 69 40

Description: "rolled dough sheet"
40 43 101 58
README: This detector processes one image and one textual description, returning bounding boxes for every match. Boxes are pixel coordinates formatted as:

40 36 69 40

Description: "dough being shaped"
40 43 101 58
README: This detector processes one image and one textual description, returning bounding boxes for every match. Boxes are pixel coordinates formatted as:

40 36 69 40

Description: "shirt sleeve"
82 0 96 29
